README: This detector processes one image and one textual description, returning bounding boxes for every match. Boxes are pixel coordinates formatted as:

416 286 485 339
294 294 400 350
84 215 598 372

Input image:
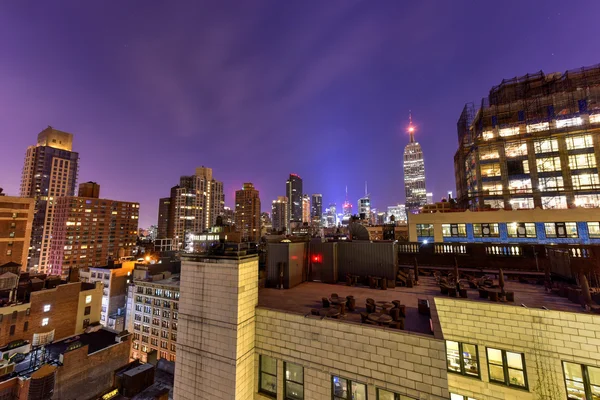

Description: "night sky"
2 1 600 228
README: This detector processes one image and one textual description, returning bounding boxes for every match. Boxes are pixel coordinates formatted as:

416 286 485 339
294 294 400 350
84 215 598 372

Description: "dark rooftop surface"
258 276 585 335
131 364 174 400
46 328 119 360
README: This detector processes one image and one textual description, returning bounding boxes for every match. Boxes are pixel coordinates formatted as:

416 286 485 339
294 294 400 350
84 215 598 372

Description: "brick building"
235 182 261 242
47 182 139 279
0 195 34 269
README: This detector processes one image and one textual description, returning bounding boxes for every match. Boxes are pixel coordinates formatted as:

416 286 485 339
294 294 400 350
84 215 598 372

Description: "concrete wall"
254 308 449 400
174 255 258 400
75 284 102 333
435 296 600 400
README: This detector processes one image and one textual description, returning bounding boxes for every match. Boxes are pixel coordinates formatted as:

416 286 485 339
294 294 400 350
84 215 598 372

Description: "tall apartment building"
127 274 179 363
455 63 600 210
0 195 34 269
271 196 288 233
286 174 302 224
311 193 323 225
235 183 261 242
404 115 427 213
161 166 224 250
20 126 79 272
47 182 139 279
301 194 311 223
79 261 135 330
156 197 170 239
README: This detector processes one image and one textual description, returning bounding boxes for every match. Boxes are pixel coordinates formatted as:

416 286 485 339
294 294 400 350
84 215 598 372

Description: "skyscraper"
311 194 322 226
20 126 79 272
403 113 427 213
162 166 224 250
271 196 288 233
302 194 311 223
358 182 371 221
235 183 261 242
157 197 171 238
47 182 139 279
285 174 302 224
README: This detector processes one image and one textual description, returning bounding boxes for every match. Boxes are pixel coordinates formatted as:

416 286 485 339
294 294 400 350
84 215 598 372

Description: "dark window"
416 224 434 237
83 318 90 329
507 160 525 175
84 306 91 315
486 348 527 389
9 325 15 336
377 389 417 399
259 355 277 397
332 376 367 400
12 311 17 321
446 341 480 378
23 322 28 332
285 362 304 400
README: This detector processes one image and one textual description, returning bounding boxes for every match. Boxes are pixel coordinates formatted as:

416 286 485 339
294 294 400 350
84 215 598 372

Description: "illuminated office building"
235 183 261 242
302 194 311 223
285 174 302 225
403 115 427 213
271 196 288 233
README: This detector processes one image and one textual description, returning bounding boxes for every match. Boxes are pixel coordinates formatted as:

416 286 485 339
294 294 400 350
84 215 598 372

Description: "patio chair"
322 297 330 308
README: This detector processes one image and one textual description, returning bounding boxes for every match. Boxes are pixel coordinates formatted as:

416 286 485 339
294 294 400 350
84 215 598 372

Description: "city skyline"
2 2 600 228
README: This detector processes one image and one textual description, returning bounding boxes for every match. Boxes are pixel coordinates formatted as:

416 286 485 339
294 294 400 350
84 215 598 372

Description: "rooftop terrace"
258 276 586 336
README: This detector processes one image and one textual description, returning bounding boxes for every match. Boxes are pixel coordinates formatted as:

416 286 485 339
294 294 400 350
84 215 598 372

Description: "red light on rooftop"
312 254 322 263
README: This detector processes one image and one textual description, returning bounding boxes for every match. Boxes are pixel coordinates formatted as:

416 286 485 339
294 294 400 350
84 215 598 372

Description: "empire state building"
403 113 427 213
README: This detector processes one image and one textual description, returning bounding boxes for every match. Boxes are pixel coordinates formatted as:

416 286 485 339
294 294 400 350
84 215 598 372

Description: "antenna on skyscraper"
365 181 368 197
408 110 415 143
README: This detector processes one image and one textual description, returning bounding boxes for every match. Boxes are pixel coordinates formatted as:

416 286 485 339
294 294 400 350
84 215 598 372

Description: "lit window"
85 295 92 304
499 126 520 137
590 114 600 124
507 222 536 238
572 174 599 190
285 362 304 400
472 223 499 238
541 196 568 209
526 122 549 133
482 182 503 195
446 340 480 378
482 131 494 140
450 394 477 400
416 224 433 237
536 157 561 172
479 146 499 160
534 138 559 154
563 361 600 400
43 305 51 312
486 348 527 388
587 222 600 239
259 355 277 397
332 376 366 400
480 163 501 178
504 142 528 158
569 154 597 170
442 224 467 238
545 222 578 238
566 134 594 150
556 117 582 128
538 176 564 191
42 318 49 326
509 197 534 209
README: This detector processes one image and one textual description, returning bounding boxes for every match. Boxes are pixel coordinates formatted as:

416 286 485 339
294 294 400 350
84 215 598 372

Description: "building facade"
455 64 600 210
271 196 288 234
302 194 311 224
286 174 302 225
235 183 261 242
387 204 408 223
127 275 179 363
47 183 139 279
79 261 135 328
358 195 371 221
162 166 225 250
157 197 171 239
404 117 427 213
20 126 79 273
409 207 600 245
0 196 34 269
311 194 323 226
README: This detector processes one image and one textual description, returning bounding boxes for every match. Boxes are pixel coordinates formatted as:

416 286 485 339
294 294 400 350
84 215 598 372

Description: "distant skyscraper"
387 204 407 223
358 182 371 221
163 166 224 250
403 113 427 213
302 194 311 223
326 203 337 227
157 197 171 238
20 126 79 272
235 183 261 242
222 206 235 226
311 194 322 225
271 196 288 233
286 174 302 224
426 192 433 204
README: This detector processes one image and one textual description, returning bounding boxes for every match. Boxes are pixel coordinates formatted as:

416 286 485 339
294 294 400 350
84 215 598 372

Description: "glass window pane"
333 376 347 398
261 355 277 375
446 341 461 373
589 366 600 385
506 352 523 370
463 344 479 376
487 348 503 365
351 382 367 400
261 373 277 394
450 394 465 400
508 368 526 387
377 389 396 400
563 362 583 382
286 363 303 384
565 379 586 400
286 381 304 400
442 224 451 237
489 364 505 382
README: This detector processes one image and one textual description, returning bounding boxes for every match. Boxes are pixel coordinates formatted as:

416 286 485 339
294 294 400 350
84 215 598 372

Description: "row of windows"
480 135 594 157
417 222 600 239
479 154 597 178
134 289 180 300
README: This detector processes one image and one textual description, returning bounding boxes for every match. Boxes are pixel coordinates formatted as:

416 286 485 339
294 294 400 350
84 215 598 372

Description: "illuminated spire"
408 110 415 143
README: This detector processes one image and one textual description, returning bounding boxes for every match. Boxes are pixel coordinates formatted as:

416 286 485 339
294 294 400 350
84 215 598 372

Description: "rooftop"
258 276 586 336
145 274 181 287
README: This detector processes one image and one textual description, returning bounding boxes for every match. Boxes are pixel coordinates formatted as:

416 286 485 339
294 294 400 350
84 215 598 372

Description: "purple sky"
2 1 600 228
